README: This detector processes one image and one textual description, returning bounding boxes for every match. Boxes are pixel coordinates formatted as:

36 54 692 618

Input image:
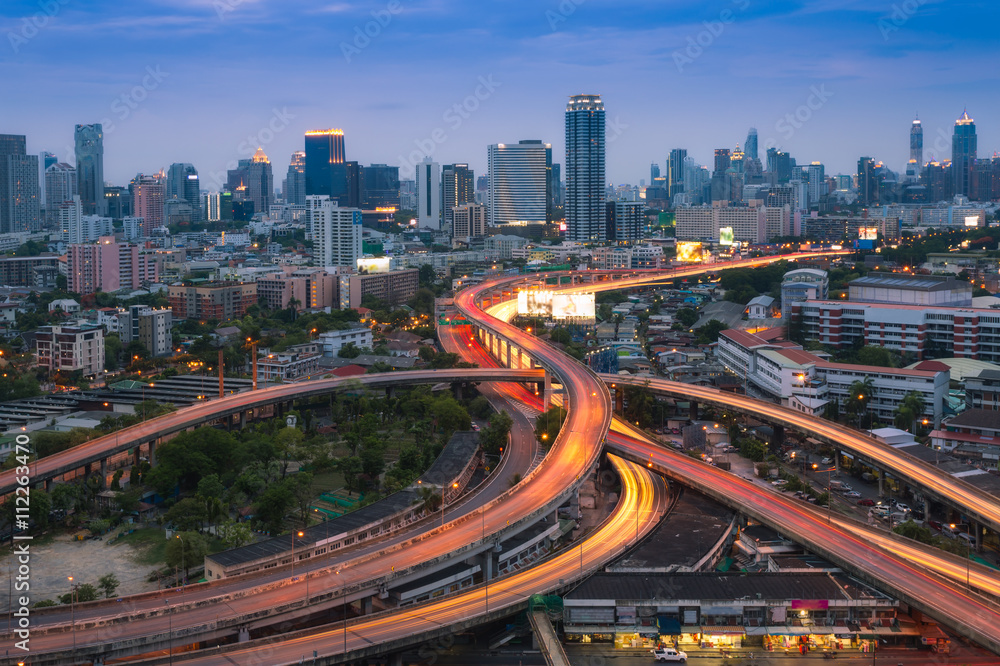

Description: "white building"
35 324 105 376
256 351 322 383
675 204 790 244
60 195 113 244
119 305 173 357
452 203 487 242
308 195 362 268
487 141 550 227
416 157 441 230
781 268 828 322
123 216 144 241
317 325 373 356
484 234 529 260
205 192 221 222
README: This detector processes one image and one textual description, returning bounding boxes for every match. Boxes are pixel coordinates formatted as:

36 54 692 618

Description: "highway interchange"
7 254 1000 663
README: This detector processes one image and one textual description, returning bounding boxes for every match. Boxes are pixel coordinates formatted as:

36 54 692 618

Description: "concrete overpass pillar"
543 371 551 411
923 497 931 520
387 654 403 666
973 522 982 550
45 477 53 492
360 596 373 615
505 341 511 368
834 451 841 474
770 425 785 452
149 441 157 467
239 411 247 429
615 388 624 414
238 626 250 643
100 458 108 488
878 472 884 497
481 549 494 582
689 401 699 421
134 448 141 467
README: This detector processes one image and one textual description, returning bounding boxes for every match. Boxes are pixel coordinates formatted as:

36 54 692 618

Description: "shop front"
699 626 745 649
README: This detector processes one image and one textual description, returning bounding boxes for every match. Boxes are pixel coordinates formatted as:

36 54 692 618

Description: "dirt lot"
2 530 162 608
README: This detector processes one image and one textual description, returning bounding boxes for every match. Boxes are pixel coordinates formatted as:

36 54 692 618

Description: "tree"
534 406 566 447
408 287 436 315
481 410 513 456
416 485 441 514
29 488 52 530
894 391 927 431
856 345 898 368
98 573 120 599
104 334 123 371
165 531 209 578
336 456 364 494
338 342 362 359
253 481 295 535
623 384 656 428
164 497 208 532
675 308 699 328
846 378 875 428
218 520 254 549
51 482 85 513
60 583 98 604
695 319 728 344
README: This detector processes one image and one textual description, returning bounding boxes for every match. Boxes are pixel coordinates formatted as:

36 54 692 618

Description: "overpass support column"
134 447 141 467
834 451 840 474
689 401 699 421
923 497 931 521
100 458 108 488
543 371 551 411
149 441 157 467
481 549 494 582
505 341 511 368
769 425 785 452
878 472 884 497
615 388 624 414
387 654 403 666
360 596 373 615
974 522 982 550
45 477 53 492
239 411 247 429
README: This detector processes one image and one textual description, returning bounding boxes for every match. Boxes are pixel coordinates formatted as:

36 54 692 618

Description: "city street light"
951 523 971 588
165 598 173 665
68 576 78 661
291 530 304 577
175 534 185 586
442 483 458 527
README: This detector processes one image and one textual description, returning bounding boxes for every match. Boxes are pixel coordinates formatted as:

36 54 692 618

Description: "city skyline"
2 1 998 188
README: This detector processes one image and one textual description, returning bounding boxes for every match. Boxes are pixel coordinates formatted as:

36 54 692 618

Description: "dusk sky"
2 0 998 189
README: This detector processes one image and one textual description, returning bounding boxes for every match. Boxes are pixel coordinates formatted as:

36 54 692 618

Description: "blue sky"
2 0 997 188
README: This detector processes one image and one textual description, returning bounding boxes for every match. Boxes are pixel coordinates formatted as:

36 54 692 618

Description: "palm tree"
846 378 875 429
894 391 926 431
415 485 441 514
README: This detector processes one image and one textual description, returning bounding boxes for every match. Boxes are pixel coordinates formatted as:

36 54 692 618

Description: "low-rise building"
255 351 322 383
168 282 257 321
118 305 173 357
35 324 105 376
317 325 373 356
338 269 418 310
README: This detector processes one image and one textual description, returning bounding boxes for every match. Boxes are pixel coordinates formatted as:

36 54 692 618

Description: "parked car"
652 647 688 662
771 479 788 487
821 457 833 465
843 491 862 498
927 520 943 532
857 498 875 506
894 503 910 514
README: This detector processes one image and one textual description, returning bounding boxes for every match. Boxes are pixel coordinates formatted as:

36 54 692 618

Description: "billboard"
676 241 704 263
517 291 595 320
357 257 391 274
965 215 981 227
719 227 734 246
859 227 879 241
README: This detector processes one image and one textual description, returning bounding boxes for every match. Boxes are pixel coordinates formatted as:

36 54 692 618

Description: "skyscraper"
745 128 759 161
363 164 400 210
75 124 104 215
910 117 923 165
166 163 201 222
247 148 273 214
953 110 977 199
345 161 364 209
650 163 660 185
668 149 687 200
0 134 41 233
442 163 474 230
308 195 362 268
304 129 346 199
132 174 164 236
45 162 77 226
605 200 643 245
858 157 879 206
565 94 606 242
416 157 441 229
285 151 306 206
487 141 551 227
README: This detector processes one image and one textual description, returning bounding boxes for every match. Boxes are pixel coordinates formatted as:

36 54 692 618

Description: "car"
771 479 788 487
843 491 862 498
857 498 875 506
927 520 943 532
894 503 910 514
652 647 688 662
821 457 833 465
471 423 480 432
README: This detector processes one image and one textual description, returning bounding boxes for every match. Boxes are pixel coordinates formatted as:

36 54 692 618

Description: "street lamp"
442 483 458 528
291 530 304 577
165 598 173 665
175 534 184 586
951 523 971 588
68 576 78 661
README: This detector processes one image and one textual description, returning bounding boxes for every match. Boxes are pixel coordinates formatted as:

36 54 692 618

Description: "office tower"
45 162 77 226
452 203 487 241
0 134 41 233
61 196 113 244
363 164 400 210
605 200 643 244
910 117 923 166
550 163 562 211
650 163 660 185
308 195 362 267
42 152 57 170
487 141 551 226
565 94 606 242
104 186 130 218
442 163 474 230
730 146 745 174
285 151 306 205
247 148 273 213
745 128 759 161
205 192 221 222
805 162 825 203
345 161 363 208
858 157 879 206
75 124 104 215
714 149 732 174
953 110 977 199
667 149 686 200
767 148 792 183
304 129 346 199
132 173 164 236
166 163 201 222
415 157 441 229
39 151 56 204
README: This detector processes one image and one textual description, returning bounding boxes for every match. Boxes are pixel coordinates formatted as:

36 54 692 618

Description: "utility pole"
218 348 224 398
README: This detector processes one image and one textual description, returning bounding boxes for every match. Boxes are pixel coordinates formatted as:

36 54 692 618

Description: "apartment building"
35 324 105 376
168 282 258 321
338 269 418 310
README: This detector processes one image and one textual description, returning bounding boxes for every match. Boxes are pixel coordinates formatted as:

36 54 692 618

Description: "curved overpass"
601 374 1000 536
0 368 544 498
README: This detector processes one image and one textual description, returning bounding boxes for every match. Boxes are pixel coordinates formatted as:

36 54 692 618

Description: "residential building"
565 94 606 242
0 255 60 288
122 216 144 240
66 237 159 295
285 151 306 206
849 273 972 307
338 269 418 309
44 162 77 226
132 174 165 236
442 163 474 230
964 369 1000 411
605 201 644 244
415 157 441 229
204 192 221 222
668 148 687 200
60 196 113 244
308 195 362 268
747 295 776 319
452 203 487 242
304 129 346 200
74 124 104 215
256 351 322 383
35 323 105 376
780 268 828 322
487 141 551 226
0 134 41 233
256 272 308 311
168 282 257 321
317 325 373 356
484 234 529 260
930 409 1000 455
118 304 173 357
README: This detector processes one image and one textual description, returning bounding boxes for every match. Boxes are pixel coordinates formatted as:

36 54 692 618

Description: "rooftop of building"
944 409 1000 431
906 358 1000 383
849 272 973 292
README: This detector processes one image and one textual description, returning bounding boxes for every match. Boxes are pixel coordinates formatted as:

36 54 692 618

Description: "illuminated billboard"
719 227 734 246
357 257 391 274
517 291 595 320
676 241 704 263
965 216 981 227
859 227 879 241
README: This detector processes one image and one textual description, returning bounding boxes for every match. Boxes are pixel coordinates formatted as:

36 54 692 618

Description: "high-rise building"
910 117 923 166
44 162 77 226
650 163 660 185
487 141 551 227
118 304 173 357
104 186 130 218
60 196 113 244
745 128 759 161
67 236 158 295
39 151 56 204
205 192 221 222
132 174 164 236
858 157 879 206
953 110 977 199
0 134 41 234
363 164 400 210
565 94 606 242
166 163 201 222
248 148 273 213
667 149 687 200
285 151 306 206
168 282 257 321
74 124 104 215
804 162 825 204
549 163 563 214
304 129 346 199
415 157 441 229
308 195 362 267
452 203 487 242
605 200 643 244
345 161 363 208
442 164 474 230
767 148 792 183
36 324 105 376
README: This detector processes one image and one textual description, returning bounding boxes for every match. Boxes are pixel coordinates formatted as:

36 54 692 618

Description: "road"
600 374 1000 539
